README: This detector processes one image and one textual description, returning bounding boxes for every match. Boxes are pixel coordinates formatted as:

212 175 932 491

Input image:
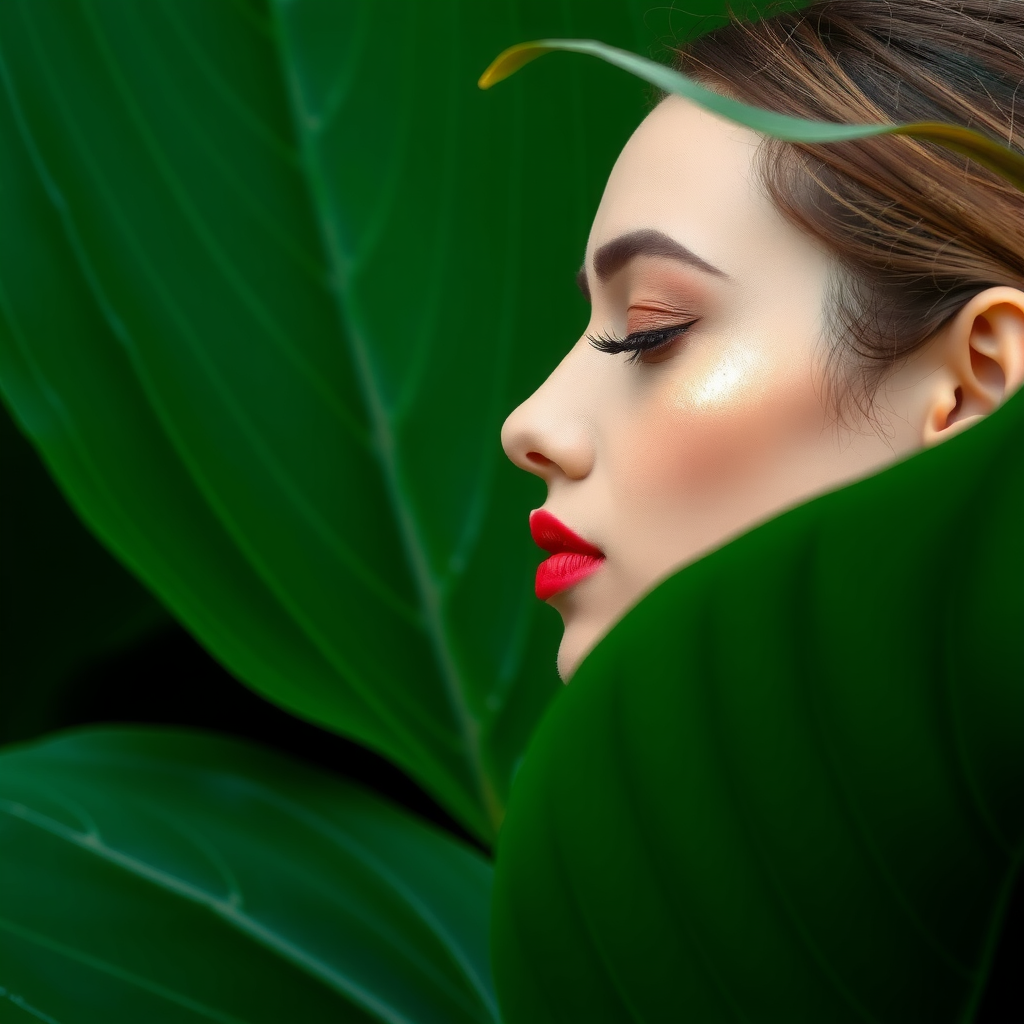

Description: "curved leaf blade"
480 39 1024 190
492 389 1024 1022
0 727 496 1024
0 0 669 843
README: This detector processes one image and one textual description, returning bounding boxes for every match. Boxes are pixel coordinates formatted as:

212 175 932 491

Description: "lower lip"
535 551 605 600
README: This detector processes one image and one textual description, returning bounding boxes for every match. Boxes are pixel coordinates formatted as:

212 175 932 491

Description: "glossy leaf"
0 0 690 841
0 727 495 1023
492 388 1024 1022
480 38 1024 190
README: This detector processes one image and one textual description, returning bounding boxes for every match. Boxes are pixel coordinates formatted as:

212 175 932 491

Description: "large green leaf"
0 726 495 1023
492 387 1024 1021
0 399 167 744
0 0 694 841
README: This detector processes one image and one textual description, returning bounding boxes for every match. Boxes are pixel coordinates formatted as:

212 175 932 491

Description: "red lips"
530 509 605 600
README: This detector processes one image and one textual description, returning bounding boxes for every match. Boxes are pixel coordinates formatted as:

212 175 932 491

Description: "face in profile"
501 95 1021 680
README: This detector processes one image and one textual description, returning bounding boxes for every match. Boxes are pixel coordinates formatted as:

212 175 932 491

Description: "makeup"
587 320 697 364
530 509 606 600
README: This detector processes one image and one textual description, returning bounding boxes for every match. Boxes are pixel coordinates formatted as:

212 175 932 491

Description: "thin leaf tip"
478 42 552 89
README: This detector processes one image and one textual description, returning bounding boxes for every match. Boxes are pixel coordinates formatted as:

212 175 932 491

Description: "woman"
501 0 1024 680
492 3 1024 1021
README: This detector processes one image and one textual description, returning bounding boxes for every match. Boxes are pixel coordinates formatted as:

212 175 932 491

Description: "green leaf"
0 400 167 744
0 0 677 841
0 726 496 1024
480 38 1024 191
492 389 1024 1022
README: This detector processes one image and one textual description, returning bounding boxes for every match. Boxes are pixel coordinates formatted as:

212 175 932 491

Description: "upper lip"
529 509 604 557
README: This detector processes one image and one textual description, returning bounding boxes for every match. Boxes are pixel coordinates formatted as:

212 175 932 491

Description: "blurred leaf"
480 37 1024 190
0 0 679 841
0 726 495 1023
0 399 168 744
492 389 1024 1022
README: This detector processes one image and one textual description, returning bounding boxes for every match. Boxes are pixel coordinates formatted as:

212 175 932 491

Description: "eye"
586 320 698 365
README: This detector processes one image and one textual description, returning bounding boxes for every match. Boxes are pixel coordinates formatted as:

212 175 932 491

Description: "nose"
501 343 596 483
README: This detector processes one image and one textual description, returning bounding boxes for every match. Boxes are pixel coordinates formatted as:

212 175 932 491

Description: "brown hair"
673 0 1024 418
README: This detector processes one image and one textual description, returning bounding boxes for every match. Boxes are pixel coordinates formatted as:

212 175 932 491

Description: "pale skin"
502 95 1024 681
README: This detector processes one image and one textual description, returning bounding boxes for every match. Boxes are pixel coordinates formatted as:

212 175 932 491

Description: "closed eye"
586 320 698 364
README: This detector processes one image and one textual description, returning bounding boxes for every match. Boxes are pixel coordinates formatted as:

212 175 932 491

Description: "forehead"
587 95 784 280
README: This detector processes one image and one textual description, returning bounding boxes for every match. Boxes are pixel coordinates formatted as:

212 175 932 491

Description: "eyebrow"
575 228 727 300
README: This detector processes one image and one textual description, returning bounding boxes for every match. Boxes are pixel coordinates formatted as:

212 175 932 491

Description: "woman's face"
502 96 929 680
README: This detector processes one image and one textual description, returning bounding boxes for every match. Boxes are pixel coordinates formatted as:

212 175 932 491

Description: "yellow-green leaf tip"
478 42 553 90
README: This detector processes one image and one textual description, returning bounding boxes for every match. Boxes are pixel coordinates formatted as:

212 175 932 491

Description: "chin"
555 618 603 682
554 570 655 680
555 641 576 683
553 580 637 681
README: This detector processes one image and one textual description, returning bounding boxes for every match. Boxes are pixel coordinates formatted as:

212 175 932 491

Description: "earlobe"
920 289 1024 447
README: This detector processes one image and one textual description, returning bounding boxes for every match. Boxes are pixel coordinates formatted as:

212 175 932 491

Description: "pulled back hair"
674 0 1024 418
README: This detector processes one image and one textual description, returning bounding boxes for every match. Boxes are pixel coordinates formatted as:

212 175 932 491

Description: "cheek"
615 340 824 513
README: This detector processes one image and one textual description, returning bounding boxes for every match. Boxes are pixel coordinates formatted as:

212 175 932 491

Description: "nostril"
526 451 552 466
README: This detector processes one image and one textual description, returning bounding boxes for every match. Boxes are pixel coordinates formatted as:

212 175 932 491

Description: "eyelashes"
586 320 698 365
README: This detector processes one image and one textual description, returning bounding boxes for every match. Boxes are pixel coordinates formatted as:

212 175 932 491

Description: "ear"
919 287 1024 447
